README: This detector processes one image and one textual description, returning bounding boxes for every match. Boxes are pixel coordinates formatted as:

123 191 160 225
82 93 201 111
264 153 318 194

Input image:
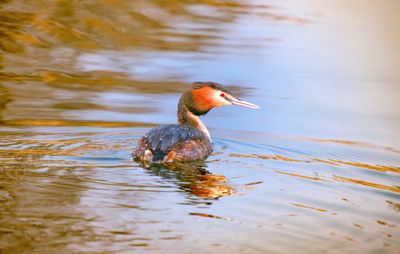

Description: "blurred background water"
0 0 399 253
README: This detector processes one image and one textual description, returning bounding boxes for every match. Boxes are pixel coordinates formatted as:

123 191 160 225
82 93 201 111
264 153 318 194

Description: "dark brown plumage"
133 124 212 162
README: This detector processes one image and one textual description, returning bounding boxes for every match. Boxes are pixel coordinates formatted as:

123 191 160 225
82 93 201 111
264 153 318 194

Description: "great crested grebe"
133 81 259 163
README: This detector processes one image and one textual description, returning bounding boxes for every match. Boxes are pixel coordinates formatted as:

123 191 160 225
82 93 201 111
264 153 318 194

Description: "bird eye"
220 93 225 97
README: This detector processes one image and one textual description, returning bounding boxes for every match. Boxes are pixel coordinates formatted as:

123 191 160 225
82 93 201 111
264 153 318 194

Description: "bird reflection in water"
138 161 234 199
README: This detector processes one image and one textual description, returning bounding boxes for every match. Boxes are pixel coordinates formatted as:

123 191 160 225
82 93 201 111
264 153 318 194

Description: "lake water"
0 0 399 253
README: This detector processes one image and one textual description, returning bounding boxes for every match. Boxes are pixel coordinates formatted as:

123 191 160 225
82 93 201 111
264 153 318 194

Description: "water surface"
0 0 399 253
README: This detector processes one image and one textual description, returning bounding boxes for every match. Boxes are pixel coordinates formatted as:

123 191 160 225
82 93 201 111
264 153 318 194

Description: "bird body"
133 82 259 163
134 124 212 162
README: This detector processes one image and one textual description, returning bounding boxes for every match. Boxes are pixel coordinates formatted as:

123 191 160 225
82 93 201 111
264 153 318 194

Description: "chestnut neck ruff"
177 90 211 140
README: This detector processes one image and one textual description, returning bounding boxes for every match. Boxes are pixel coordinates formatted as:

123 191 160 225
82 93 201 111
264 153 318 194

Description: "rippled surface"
0 0 399 253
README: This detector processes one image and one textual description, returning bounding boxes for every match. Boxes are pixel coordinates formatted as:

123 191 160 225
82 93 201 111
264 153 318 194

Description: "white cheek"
213 90 232 106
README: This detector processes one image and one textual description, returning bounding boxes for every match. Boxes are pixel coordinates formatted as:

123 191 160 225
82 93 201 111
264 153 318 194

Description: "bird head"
182 81 259 115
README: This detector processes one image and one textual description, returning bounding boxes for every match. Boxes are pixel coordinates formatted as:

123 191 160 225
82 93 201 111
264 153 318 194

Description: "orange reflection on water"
305 137 400 154
190 174 234 199
274 170 326 181
386 200 400 213
291 203 328 212
146 163 235 199
229 153 400 174
2 118 156 128
189 212 232 221
329 160 400 174
333 175 400 194
229 153 303 162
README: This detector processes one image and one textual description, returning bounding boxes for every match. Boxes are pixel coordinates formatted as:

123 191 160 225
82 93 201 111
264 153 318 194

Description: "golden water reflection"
229 153 400 174
145 163 234 199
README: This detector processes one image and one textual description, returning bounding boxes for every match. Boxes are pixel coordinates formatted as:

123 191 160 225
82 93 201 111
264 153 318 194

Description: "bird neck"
177 97 211 140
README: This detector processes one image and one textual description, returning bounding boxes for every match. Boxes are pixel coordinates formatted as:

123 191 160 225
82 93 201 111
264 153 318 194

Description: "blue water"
0 0 399 253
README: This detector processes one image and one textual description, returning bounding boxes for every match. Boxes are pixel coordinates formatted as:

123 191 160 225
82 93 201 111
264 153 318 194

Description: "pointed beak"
229 97 260 109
